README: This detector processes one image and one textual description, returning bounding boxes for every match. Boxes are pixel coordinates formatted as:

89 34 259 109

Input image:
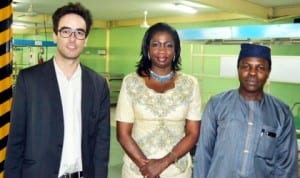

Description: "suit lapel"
81 66 94 133
42 59 64 142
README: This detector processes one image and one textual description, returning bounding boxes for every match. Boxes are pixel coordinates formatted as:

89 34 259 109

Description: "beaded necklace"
150 70 174 83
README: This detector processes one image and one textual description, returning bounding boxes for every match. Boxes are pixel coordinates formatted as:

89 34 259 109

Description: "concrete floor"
108 126 123 178
108 107 123 178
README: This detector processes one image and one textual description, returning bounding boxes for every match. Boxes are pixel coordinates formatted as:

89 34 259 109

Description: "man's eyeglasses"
58 27 86 40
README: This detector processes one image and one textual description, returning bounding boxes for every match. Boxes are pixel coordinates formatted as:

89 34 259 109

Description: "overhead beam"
273 5 300 19
153 12 249 24
109 12 249 28
92 19 108 28
194 0 271 20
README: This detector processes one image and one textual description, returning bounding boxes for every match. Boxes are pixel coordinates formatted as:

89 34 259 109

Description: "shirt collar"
53 58 82 80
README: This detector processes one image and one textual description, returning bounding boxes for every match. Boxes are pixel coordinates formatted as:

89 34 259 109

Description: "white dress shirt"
54 59 83 177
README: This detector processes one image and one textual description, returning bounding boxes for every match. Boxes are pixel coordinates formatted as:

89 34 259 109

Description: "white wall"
220 56 300 84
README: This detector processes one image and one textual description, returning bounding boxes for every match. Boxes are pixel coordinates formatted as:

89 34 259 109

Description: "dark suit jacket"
4 59 110 178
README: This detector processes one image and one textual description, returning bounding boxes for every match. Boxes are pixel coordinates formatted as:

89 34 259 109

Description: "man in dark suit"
4 3 110 178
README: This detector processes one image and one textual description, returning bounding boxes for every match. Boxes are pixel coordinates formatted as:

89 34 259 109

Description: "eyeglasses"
58 27 86 40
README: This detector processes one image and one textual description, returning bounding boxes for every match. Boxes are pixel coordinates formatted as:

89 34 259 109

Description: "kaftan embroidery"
116 72 201 178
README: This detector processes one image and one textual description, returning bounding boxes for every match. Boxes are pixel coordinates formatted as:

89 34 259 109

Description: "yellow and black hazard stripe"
0 0 12 176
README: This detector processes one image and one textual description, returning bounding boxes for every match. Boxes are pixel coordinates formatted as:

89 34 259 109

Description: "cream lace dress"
115 72 201 178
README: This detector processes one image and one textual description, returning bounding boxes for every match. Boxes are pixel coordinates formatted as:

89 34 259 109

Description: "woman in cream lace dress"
116 22 201 178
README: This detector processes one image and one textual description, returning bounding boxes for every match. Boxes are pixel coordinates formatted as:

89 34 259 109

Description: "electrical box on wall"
97 49 106 55
83 47 106 56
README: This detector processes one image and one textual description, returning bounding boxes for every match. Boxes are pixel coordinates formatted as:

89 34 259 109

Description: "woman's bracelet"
169 151 178 164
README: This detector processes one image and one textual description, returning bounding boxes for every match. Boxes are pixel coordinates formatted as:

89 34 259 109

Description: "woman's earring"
173 56 176 62
148 53 151 61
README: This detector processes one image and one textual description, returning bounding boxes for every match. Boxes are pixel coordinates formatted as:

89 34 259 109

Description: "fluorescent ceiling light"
12 22 27 29
12 25 26 29
180 0 209 8
174 3 198 14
